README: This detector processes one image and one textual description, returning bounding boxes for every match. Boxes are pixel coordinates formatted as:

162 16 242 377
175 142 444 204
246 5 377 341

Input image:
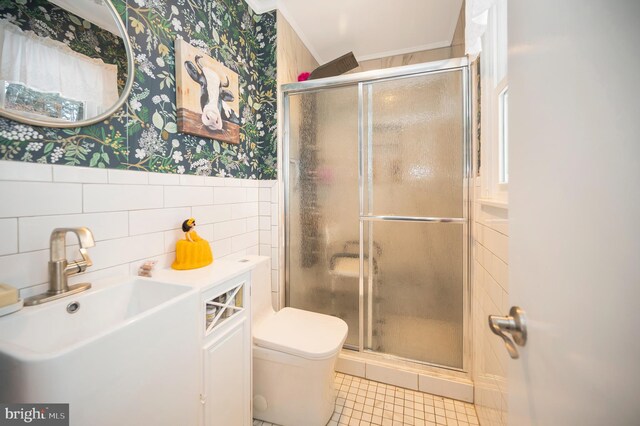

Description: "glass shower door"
285 86 361 347
284 62 470 370
361 70 468 369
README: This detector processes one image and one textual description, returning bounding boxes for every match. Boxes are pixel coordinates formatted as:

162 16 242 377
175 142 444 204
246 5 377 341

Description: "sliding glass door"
361 70 467 368
285 86 361 347
285 62 469 369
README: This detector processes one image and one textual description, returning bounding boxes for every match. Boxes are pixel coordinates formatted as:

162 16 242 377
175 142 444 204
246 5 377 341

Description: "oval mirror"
0 0 134 128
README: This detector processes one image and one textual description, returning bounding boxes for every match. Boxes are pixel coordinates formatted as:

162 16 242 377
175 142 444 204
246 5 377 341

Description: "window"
479 0 508 203
499 87 509 184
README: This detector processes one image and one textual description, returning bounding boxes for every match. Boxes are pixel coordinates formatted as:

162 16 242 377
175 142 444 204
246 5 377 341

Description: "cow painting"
176 40 240 144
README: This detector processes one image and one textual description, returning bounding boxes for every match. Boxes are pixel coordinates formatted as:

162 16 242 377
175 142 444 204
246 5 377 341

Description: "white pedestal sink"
0 276 199 426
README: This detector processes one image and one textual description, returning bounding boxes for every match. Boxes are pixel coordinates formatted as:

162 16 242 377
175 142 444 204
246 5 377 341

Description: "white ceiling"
246 0 463 64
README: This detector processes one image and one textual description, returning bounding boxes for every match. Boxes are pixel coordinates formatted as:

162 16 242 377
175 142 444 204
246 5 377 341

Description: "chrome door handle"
488 306 527 359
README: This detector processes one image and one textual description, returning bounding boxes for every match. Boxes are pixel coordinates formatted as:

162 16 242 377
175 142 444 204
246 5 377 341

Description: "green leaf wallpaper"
0 0 278 179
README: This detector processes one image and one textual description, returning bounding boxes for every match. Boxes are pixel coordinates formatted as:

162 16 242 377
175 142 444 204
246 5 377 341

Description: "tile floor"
253 372 479 426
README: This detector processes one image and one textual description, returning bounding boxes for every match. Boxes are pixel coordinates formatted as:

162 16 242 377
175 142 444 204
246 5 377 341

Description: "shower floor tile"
253 372 479 426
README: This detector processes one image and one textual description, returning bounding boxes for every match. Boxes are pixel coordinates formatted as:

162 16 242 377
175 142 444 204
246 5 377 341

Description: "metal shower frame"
280 57 472 373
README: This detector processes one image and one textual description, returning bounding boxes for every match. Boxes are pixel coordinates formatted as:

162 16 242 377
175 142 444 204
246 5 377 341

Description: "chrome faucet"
24 227 95 306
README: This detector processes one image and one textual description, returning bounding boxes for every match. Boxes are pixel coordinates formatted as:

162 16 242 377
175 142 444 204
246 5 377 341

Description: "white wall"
0 160 280 307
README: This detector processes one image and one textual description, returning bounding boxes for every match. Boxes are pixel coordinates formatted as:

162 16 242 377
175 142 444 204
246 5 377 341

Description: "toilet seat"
253 307 348 360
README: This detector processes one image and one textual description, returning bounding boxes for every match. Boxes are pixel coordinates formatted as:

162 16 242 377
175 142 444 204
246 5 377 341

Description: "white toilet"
252 266 348 426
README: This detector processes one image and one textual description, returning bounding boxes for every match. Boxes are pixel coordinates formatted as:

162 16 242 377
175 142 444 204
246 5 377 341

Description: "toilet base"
253 346 338 426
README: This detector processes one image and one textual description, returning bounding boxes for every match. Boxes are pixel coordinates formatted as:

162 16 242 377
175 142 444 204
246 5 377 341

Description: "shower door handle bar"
360 215 467 223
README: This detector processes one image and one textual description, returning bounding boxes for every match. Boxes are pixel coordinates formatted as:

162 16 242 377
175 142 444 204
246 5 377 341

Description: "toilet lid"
253 308 348 360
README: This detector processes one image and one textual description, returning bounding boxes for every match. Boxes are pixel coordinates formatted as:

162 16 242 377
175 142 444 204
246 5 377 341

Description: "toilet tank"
250 257 275 322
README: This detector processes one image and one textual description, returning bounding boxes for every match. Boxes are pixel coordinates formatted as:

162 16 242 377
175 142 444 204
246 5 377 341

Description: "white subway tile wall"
164 185 214 207
0 161 280 309
129 207 191 236
178 174 205 186
472 183 509 426
0 218 17 256
83 184 163 212
259 216 271 230
225 178 245 187
0 161 53 182
53 165 108 184
107 169 149 185
148 172 180 186
246 216 259 232
0 181 83 217
192 204 233 224
261 179 279 309
247 187 259 202
19 212 129 251
215 186 246 204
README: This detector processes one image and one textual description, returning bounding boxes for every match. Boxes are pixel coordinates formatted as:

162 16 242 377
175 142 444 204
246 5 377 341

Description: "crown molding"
275 1 324 64
356 40 452 62
244 0 277 14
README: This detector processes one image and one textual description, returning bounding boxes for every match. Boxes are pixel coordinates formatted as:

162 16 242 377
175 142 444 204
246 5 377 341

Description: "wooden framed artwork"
175 39 240 144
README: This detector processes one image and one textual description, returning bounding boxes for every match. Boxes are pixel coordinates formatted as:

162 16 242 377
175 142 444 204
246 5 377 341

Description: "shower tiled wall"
0 160 280 306
258 179 281 309
472 182 510 426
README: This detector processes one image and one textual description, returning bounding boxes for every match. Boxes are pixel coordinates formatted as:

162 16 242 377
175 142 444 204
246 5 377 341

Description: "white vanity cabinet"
153 256 269 425
199 272 252 426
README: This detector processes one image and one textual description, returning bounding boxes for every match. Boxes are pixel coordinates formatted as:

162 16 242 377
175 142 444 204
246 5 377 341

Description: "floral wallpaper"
0 0 278 179
0 0 128 90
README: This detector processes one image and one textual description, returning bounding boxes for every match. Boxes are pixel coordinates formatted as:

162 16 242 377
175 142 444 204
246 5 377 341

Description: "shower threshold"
336 349 473 403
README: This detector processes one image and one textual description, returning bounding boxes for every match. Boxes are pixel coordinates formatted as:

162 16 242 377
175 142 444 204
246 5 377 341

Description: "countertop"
152 254 270 292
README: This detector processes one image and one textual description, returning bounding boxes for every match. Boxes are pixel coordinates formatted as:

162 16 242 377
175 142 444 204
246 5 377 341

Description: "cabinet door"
203 317 251 426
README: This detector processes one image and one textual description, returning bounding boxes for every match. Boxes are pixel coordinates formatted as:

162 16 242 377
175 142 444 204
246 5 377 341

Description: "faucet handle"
78 247 93 268
66 247 93 275
55 228 95 275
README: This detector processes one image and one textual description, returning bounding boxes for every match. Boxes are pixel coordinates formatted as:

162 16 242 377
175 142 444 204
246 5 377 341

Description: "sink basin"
0 277 192 357
0 276 199 426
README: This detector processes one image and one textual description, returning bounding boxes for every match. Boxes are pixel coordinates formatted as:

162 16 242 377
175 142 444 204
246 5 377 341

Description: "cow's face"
184 56 230 131
200 68 223 130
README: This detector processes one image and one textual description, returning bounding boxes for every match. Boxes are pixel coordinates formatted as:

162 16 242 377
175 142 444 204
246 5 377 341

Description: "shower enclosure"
282 58 470 372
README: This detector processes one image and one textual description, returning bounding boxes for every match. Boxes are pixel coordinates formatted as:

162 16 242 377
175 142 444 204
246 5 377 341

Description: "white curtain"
465 0 496 59
0 19 118 119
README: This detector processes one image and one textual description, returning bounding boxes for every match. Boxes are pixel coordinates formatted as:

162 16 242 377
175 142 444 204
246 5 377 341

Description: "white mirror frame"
0 0 135 128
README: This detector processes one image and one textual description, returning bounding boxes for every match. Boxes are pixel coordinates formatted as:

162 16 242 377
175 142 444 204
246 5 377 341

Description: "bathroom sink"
0 276 200 426
0 277 192 357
